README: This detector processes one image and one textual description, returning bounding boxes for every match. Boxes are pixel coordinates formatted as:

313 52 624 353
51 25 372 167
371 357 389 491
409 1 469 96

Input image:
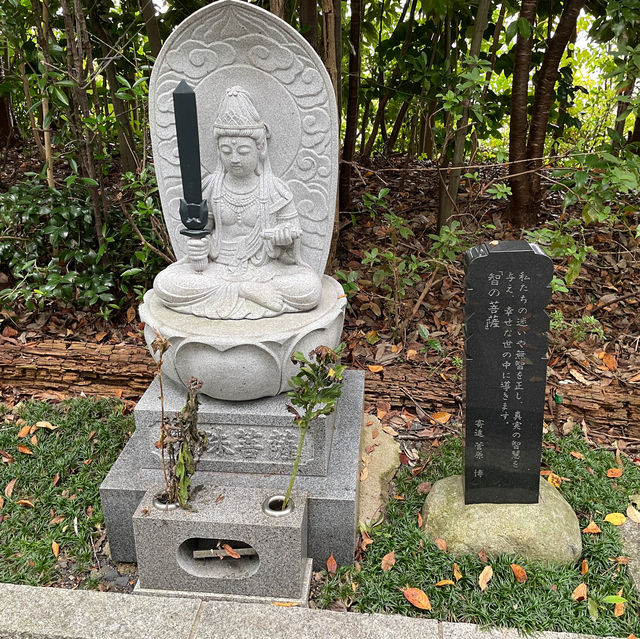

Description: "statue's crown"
214 86 265 130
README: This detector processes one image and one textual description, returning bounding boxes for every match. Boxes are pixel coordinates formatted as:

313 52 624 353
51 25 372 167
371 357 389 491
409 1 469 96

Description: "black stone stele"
173 80 210 239
464 240 553 505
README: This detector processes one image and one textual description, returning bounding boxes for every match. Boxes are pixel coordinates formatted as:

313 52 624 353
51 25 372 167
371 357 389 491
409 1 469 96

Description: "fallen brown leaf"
569 451 585 460
52 541 60 558
510 564 527 583
272 602 299 607
417 512 423 527
368 365 384 373
0 450 14 464
382 426 398 437
603 353 618 371
361 530 373 551
326 553 337 576
4 478 17 498
453 563 462 581
627 504 640 523
580 559 588 575
49 515 65 525
571 582 587 601
52 473 60 487
16 499 34 507
35 421 57 430
607 468 623 478
478 565 493 591
547 472 562 488
478 549 489 563
609 556 629 565
402 586 431 610
416 482 432 495
371 429 379 439
0 496 4 509
435 538 447 552
17 445 32 455
30 435 37 446
381 550 396 571
614 588 625 617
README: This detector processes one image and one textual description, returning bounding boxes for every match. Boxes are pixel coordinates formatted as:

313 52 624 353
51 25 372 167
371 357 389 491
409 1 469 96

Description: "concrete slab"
193 602 440 639
619 519 640 590
0 582 200 639
440 622 614 639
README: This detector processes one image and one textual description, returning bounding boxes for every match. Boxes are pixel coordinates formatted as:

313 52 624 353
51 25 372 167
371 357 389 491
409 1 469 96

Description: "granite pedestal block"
100 370 364 571
133 486 309 599
134 375 335 476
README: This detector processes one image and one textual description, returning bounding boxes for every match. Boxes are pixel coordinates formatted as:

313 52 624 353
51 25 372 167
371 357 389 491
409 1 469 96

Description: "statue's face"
218 136 259 178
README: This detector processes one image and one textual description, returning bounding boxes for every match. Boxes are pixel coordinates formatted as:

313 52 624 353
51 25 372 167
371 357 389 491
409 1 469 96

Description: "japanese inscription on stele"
464 241 553 504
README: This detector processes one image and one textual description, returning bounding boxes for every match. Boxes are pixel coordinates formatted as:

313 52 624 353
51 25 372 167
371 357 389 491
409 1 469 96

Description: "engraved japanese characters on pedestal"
140 0 344 400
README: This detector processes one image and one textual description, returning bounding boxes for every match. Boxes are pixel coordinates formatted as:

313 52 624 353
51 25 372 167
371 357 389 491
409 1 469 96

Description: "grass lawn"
317 431 640 637
0 398 132 586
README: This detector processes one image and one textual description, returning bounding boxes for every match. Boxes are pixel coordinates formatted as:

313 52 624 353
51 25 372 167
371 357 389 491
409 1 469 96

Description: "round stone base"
421 475 582 564
139 275 346 401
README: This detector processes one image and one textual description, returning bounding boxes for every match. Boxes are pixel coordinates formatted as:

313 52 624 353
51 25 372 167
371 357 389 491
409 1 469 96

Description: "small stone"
114 576 131 588
421 475 581 564
99 566 118 581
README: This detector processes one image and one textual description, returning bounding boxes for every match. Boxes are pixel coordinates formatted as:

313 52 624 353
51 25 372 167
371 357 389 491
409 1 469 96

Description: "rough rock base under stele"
421 475 582 565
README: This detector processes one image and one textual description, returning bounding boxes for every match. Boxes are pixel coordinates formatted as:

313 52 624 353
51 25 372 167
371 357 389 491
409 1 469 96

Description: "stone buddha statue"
153 86 322 320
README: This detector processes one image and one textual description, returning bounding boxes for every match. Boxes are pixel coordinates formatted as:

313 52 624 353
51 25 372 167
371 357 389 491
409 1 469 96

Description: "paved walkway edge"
0 582 625 639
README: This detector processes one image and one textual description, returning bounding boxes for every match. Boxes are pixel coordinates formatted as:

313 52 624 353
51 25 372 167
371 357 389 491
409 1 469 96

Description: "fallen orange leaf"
272 602 299 607
478 565 493 591
17 445 32 455
17 425 31 438
607 468 623 478
435 538 447 552
30 435 37 446
52 541 59 558
0 495 4 509
381 550 396 571
582 521 602 534
402 586 431 610
361 530 373 551
367 365 384 373
453 563 462 581
49 516 65 525
571 582 587 601
326 553 337 575
417 512 423 527
222 544 240 559
431 411 451 424
580 559 588 575
382 426 398 437
539 470 553 476
603 353 617 371
16 499 34 507
435 579 455 586
510 564 527 583
569 451 584 460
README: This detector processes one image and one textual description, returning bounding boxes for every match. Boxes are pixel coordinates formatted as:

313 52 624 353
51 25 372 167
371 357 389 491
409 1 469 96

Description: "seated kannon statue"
153 86 323 320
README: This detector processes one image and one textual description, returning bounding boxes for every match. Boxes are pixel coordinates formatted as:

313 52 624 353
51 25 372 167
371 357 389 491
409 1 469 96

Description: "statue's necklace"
221 184 259 224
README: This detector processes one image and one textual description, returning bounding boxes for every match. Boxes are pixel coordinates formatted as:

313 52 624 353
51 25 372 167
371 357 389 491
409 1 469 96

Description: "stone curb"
0 583 622 639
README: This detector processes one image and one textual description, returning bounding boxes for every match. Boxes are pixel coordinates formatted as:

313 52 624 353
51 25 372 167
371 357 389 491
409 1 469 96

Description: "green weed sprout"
283 344 346 510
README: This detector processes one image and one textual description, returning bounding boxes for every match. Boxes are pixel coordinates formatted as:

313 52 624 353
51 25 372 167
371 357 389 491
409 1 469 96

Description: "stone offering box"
100 0 363 604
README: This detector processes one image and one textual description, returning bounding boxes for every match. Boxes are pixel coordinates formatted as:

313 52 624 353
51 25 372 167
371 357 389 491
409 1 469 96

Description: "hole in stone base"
177 538 259 579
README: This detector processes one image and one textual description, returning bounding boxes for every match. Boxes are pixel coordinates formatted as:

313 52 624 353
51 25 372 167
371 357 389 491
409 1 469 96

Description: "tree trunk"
299 0 319 53
362 0 418 159
629 112 640 152
321 0 339 101
271 0 285 19
338 0 362 210
0 48 13 146
437 0 490 229
384 98 411 155
359 98 370 155
508 0 538 228
333 0 342 116
524 0 584 216
140 0 162 58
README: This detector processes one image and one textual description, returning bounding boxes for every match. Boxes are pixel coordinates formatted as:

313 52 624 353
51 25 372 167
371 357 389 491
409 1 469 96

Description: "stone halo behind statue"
142 1 344 401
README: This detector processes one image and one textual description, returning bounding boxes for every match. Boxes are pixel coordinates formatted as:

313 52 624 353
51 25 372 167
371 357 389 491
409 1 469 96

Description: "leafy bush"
0 172 169 318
